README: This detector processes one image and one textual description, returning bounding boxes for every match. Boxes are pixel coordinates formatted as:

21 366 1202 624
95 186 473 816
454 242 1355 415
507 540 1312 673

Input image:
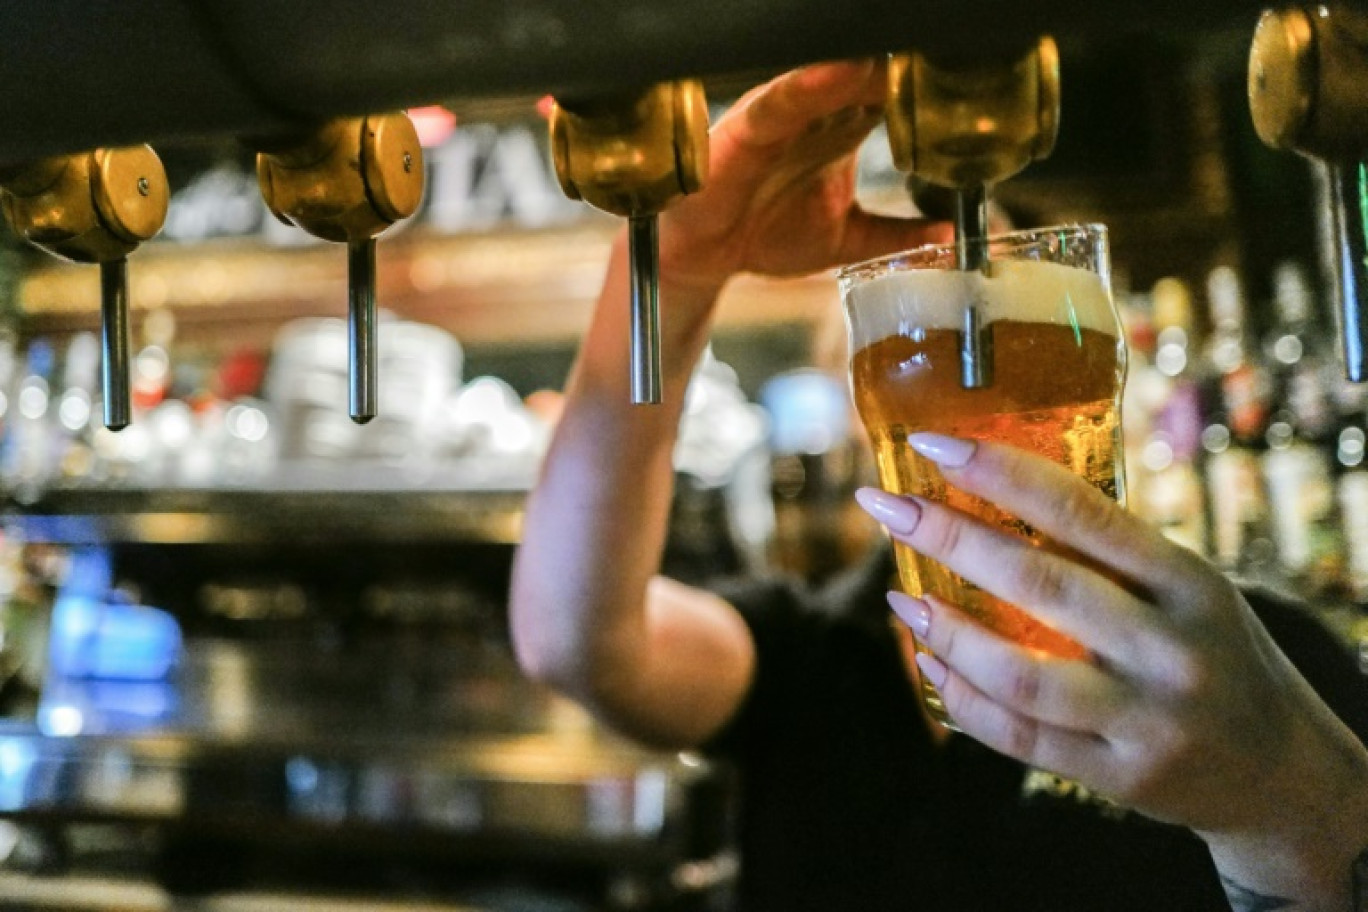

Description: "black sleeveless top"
703 548 1368 912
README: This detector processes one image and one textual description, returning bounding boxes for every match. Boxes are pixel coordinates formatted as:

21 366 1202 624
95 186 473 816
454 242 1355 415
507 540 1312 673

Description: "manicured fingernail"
887 591 930 640
854 487 921 536
916 653 949 689
907 433 976 468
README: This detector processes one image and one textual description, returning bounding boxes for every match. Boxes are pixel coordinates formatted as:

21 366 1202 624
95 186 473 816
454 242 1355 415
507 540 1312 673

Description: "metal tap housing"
0 146 169 430
1249 5 1368 382
884 38 1061 389
256 113 425 423
549 80 710 404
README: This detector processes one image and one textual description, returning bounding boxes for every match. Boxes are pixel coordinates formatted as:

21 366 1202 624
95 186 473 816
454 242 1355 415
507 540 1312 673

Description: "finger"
906 434 1208 604
856 487 1155 667
837 208 954 267
889 591 1129 734
734 59 885 148
914 648 1110 785
699 77 879 215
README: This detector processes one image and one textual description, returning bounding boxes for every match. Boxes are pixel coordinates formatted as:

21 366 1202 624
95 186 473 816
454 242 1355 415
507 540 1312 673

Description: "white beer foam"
844 259 1117 350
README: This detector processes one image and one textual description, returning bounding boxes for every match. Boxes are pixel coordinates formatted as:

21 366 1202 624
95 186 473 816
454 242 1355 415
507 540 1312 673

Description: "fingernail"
887 591 930 640
916 653 949 689
908 433 976 468
854 487 921 536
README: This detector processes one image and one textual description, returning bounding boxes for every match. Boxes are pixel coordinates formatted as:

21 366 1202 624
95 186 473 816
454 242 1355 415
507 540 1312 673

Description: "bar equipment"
0 147 169 430
0 4 1322 908
0 635 737 909
256 113 426 423
548 81 710 403
1249 5 1368 380
884 38 1061 388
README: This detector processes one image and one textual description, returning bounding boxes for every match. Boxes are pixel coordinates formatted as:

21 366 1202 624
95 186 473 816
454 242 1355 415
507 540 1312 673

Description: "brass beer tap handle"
1249 6 1368 161
885 38 1060 191
1250 6 1368 380
0 145 169 430
885 37 1059 390
549 80 710 404
257 112 425 422
0 146 168 263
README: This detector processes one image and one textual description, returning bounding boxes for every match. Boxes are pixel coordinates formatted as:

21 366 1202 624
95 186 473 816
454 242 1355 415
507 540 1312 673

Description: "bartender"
508 58 1368 911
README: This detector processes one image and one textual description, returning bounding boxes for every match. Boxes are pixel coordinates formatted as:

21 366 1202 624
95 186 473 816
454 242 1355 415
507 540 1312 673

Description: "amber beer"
839 227 1126 725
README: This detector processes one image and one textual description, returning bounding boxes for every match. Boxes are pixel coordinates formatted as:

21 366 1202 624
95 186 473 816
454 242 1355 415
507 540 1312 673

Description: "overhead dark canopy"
2 0 1266 165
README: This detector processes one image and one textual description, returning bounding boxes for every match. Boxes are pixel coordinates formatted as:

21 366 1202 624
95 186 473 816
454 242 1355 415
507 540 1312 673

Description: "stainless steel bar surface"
0 640 728 864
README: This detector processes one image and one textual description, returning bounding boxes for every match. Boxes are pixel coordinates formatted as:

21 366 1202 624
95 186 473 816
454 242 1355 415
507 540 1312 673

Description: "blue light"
760 369 851 456
48 548 182 681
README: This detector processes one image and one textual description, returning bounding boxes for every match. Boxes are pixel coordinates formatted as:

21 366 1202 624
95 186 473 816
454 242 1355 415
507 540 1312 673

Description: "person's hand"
854 434 1368 905
657 59 948 300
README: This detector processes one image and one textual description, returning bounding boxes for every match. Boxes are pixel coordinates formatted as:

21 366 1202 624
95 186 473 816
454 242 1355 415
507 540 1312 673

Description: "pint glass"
837 224 1127 727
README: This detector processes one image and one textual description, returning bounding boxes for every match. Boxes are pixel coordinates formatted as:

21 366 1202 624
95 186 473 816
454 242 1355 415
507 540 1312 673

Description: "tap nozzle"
954 186 993 388
256 113 425 423
0 146 169 429
549 80 710 405
627 215 663 403
348 238 379 422
99 259 132 430
886 37 1060 390
1249 5 1368 382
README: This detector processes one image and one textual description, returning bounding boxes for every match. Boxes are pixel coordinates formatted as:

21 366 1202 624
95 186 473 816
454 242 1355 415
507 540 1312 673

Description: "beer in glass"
837 224 1126 727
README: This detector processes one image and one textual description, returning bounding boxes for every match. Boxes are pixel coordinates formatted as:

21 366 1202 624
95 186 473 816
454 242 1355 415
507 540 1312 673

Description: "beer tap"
256 113 425 423
885 38 1061 389
1249 5 1368 381
549 81 710 404
0 147 169 431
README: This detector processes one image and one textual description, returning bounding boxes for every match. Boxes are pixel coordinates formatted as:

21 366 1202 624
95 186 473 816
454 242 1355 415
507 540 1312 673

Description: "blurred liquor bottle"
53 332 99 481
1334 420 1368 605
1258 262 1347 597
1199 265 1276 578
0 330 17 464
1262 261 1337 445
1124 277 1207 554
2 338 55 497
1332 277 1368 605
760 368 872 585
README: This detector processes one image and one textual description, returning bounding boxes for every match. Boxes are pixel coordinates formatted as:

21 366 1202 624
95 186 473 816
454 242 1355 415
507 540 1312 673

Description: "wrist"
655 210 739 310
1204 726 1368 911
571 235 727 410
1355 846 1368 912
577 230 727 392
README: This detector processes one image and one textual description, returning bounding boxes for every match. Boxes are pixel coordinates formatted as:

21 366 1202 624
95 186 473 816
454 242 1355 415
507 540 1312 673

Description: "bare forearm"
509 233 722 701
509 60 928 744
